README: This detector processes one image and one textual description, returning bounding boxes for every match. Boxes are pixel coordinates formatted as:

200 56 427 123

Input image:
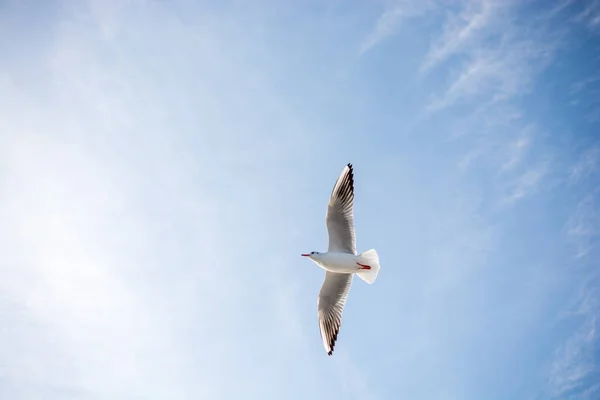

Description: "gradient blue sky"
1 1 599 399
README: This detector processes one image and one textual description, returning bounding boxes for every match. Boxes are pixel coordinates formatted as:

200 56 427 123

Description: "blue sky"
1 0 599 399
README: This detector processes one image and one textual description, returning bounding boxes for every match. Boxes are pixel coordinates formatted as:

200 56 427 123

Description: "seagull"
301 163 380 356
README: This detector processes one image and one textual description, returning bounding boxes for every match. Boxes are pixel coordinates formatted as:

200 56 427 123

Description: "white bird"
301 163 380 355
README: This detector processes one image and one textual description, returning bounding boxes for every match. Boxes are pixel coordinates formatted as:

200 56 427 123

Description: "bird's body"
306 252 362 274
301 163 381 356
304 250 381 279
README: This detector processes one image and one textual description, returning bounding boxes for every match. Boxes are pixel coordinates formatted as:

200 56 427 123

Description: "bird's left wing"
326 163 356 254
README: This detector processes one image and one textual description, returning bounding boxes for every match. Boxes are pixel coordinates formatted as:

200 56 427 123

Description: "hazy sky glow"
1 1 599 399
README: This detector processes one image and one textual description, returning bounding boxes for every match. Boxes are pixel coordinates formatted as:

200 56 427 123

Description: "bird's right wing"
317 271 353 355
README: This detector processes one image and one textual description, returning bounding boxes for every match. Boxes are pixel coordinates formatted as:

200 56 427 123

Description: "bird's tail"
356 249 380 284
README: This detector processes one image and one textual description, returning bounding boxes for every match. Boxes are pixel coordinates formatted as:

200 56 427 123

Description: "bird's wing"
326 163 356 254
317 271 353 355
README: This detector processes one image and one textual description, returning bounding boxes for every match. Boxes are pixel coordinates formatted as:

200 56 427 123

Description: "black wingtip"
328 332 339 356
344 163 354 180
346 163 354 180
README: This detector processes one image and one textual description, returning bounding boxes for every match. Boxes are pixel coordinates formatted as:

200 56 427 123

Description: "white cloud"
548 275 600 399
548 144 600 399
568 72 600 123
575 0 600 33
426 31 558 112
415 1 564 211
498 123 535 171
499 133 531 173
420 0 508 72
499 165 548 206
569 73 600 96
565 146 600 258
419 0 562 113
570 146 600 184
359 0 434 55
566 191 600 259
550 318 599 398
361 1 599 398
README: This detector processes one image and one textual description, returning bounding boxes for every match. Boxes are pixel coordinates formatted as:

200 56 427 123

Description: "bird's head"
301 251 320 259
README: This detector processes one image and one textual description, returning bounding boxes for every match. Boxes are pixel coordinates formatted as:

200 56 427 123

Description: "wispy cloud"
565 146 600 258
499 129 531 173
568 71 600 123
360 0 599 398
426 26 559 112
547 142 600 398
570 145 600 184
358 0 434 55
362 0 562 113
570 74 600 97
548 275 600 399
549 317 599 399
575 0 600 33
414 0 580 117
567 194 600 259
420 0 508 72
457 119 533 174
412 1 566 212
499 164 548 206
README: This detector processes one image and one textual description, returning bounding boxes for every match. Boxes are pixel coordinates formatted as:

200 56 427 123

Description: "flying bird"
301 163 380 356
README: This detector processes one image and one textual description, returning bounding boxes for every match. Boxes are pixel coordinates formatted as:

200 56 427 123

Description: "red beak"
301 254 310 257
